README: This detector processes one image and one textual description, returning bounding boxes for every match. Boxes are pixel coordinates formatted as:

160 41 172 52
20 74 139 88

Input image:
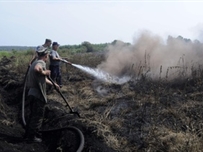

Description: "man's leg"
50 65 57 82
25 96 45 142
56 65 62 87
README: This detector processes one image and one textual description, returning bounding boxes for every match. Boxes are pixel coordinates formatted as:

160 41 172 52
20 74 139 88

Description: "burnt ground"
0 56 115 152
1 56 203 152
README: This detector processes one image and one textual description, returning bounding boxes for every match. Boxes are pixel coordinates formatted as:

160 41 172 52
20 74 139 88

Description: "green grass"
0 51 12 58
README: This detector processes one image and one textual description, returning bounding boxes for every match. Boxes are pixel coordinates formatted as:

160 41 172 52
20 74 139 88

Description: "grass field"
0 45 203 151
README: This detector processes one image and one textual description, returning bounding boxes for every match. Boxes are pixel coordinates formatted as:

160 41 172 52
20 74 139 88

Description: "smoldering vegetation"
98 31 203 81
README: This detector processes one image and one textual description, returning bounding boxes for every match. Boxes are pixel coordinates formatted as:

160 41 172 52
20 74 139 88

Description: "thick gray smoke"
97 31 203 80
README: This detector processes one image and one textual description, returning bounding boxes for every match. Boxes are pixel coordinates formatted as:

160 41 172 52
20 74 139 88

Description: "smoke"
97 31 203 80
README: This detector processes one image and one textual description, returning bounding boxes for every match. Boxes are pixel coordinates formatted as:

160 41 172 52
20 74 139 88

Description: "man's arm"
46 77 60 90
34 63 60 89
51 56 61 61
50 52 61 61
46 77 52 86
34 63 50 76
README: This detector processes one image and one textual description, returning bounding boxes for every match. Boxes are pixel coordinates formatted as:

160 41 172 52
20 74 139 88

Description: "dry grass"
57 54 203 151
1 52 203 151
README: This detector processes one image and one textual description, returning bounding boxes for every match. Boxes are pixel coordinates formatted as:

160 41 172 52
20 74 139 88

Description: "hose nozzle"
61 59 72 65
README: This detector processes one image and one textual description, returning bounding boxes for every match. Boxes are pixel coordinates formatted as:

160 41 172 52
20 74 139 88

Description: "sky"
1 0 203 46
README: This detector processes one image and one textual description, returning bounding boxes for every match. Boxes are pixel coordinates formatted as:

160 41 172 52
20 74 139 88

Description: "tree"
81 41 93 52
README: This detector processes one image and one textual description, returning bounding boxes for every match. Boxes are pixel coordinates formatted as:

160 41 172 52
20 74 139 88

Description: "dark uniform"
49 44 62 87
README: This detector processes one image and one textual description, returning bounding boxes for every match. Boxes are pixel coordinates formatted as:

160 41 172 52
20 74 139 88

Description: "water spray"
62 59 131 84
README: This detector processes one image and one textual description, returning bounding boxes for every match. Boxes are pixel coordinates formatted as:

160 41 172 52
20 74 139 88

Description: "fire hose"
22 65 30 126
40 126 84 152
61 59 72 64
22 59 74 126
47 75 81 118
21 60 84 151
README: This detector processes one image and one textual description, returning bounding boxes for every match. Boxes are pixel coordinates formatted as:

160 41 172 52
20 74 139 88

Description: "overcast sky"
1 0 203 46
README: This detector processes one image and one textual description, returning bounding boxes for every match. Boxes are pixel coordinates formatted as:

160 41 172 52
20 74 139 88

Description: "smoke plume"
97 31 203 80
